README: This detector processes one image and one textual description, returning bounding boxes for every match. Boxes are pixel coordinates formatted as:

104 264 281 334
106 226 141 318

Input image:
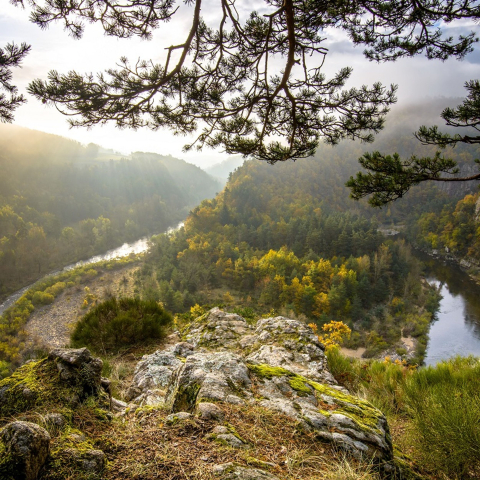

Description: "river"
2 229 480 365
413 251 480 365
0 222 184 317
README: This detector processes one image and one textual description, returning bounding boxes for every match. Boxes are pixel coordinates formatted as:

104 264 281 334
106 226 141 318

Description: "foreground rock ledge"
127 308 394 465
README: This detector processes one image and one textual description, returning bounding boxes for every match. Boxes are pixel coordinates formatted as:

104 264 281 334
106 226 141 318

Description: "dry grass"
72 403 386 480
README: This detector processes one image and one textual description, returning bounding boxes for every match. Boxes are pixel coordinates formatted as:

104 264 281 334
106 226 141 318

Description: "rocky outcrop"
0 347 108 417
127 308 394 467
0 421 51 480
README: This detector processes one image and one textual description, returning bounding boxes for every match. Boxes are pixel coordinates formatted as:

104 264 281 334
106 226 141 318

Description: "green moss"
225 423 247 443
171 382 201 412
288 376 312 396
244 456 275 469
51 427 94 454
247 363 384 436
0 442 16 480
0 359 50 415
134 404 163 417
247 364 293 379
247 363 311 396
0 357 109 418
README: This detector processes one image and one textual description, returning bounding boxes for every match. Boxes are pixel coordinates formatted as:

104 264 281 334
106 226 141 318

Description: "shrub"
71 297 173 354
44 281 67 297
31 291 55 306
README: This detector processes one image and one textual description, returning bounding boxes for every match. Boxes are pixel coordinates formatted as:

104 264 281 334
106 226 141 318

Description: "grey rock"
196 402 225 421
43 413 66 429
126 308 394 465
125 346 184 404
111 397 128 413
173 342 195 357
65 448 106 473
48 347 103 397
79 449 105 473
67 433 86 443
246 317 335 384
165 411 193 424
185 308 253 350
212 463 279 479
216 433 246 448
212 426 230 435
1 421 51 480
166 351 252 412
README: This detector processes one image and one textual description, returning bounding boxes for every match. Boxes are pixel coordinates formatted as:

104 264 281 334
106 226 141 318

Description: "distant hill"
132 152 221 205
205 156 246 182
0 125 221 299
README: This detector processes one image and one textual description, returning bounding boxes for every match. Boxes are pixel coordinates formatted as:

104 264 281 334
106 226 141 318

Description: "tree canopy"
347 80 480 206
3 0 480 199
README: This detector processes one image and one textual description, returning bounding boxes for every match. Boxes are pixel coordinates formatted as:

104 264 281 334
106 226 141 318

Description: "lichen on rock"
127 308 395 468
0 420 51 480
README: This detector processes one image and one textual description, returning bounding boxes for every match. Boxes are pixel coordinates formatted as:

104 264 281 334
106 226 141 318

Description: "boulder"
126 308 395 465
0 348 108 417
165 411 193 424
196 402 225 421
48 347 103 397
0 421 51 480
72 449 105 473
125 346 185 404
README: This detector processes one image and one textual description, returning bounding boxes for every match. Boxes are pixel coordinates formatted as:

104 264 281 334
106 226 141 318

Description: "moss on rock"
247 363 385 437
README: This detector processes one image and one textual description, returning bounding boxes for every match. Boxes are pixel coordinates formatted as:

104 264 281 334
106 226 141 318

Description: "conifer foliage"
10 0 479 161
347 81 480 206
0 42 30 122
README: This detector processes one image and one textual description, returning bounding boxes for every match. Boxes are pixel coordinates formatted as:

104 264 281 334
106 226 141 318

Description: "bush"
45 281 67 297
31 291 55 306
71 297 173 354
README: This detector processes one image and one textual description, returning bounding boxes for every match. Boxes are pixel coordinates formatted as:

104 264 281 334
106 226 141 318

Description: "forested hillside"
409 191 480 262
135 100 480 362
0 124 220 299
137 163 431 362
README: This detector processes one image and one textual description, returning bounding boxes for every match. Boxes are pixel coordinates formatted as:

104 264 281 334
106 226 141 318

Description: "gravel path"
25 266 139 349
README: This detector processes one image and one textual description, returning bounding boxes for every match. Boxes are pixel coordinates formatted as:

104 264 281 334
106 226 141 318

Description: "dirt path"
26 265 139 349
340 347 366 359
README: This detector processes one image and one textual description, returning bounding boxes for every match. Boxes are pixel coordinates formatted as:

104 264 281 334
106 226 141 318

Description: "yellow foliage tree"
309 320 351 350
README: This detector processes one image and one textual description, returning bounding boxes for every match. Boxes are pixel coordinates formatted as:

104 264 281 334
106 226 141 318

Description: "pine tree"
7 0 478 162
0 42 30 122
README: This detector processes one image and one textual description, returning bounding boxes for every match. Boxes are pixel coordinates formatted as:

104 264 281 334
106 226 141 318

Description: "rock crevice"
127 308 394 464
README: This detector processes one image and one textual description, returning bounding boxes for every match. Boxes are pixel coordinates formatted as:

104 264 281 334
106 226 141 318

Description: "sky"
1 2 479 168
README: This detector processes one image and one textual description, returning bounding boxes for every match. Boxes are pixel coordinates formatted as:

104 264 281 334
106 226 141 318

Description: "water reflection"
0 222 184 316
415 252 480 365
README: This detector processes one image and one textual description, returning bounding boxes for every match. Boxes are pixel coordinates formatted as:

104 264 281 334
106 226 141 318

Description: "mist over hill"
0 124 221 299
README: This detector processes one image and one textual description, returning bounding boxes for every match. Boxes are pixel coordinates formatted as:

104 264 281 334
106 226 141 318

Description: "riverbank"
25 264 139 350
414 244 480 284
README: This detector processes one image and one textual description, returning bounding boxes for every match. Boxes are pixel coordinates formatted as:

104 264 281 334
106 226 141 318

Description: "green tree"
0 42 30 122
9 0 479 162
347 81 480 206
